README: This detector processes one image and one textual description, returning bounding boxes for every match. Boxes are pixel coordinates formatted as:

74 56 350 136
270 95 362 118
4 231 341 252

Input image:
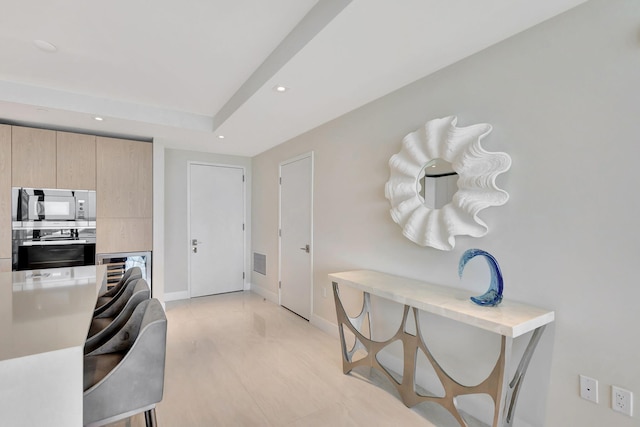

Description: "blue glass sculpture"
458 248 504 307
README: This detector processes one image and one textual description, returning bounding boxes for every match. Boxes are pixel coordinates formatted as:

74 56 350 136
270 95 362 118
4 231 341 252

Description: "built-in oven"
15 240 96 270
12 187 97 271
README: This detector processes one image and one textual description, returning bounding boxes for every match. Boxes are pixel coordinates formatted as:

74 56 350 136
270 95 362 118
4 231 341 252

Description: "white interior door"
189 164 244 297
280 154 313 320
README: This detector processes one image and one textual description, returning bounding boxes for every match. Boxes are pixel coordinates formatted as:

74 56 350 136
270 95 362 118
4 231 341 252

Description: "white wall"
250 1 640 426
164 148 251 299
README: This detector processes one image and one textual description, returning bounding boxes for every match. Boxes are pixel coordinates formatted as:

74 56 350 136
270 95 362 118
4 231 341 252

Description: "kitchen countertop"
0 265 106 362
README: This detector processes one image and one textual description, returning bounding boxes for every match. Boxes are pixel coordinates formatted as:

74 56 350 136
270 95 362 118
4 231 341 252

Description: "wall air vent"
253 252 266 275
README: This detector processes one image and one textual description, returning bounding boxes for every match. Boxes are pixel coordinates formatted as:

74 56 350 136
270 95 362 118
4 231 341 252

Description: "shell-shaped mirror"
384 116 511 250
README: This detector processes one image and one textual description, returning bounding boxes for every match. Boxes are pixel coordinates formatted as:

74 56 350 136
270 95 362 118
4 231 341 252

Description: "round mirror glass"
417 159 458 209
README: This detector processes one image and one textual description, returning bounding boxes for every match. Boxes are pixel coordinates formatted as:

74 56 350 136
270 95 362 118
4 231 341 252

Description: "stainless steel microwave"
12 187 96 226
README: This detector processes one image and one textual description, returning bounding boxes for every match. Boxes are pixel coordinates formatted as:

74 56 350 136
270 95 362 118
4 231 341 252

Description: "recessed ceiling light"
33 40 58 53
93 116 104 121
217 135 225 139
273 85 289 93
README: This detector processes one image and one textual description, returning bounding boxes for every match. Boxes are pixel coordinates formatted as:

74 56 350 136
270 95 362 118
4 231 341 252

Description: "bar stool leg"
144 408 157 427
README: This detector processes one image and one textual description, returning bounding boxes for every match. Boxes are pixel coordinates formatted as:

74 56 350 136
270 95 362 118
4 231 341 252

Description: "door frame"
187 161 246 298
278 152 314 315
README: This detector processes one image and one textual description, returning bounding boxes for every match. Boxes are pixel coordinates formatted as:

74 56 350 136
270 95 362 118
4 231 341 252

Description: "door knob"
192 246 197 253
299 244 310 253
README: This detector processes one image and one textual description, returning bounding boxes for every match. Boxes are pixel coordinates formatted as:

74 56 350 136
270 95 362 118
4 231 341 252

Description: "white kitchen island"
0 265 106 427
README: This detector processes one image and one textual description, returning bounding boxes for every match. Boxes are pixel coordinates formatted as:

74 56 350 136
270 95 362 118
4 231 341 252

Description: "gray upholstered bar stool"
84 298 167 427
95 267 143 312
89 278 150 338
85 278 150 354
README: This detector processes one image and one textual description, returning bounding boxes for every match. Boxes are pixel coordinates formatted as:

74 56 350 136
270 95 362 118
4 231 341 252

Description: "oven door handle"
21 240 88 246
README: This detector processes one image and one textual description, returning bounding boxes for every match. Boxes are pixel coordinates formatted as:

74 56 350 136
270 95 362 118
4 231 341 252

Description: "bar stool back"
85 278 150 354
95 267 143 313
84 298 167 427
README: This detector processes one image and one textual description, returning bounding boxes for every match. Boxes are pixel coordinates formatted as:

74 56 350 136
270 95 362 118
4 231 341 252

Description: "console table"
329 270 554 427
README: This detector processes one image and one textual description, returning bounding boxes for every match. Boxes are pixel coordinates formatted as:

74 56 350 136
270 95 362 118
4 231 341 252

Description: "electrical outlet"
580 375 598 403
612 386 633 416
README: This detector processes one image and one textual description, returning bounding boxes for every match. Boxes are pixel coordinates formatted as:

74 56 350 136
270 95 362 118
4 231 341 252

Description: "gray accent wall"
250 1 640 425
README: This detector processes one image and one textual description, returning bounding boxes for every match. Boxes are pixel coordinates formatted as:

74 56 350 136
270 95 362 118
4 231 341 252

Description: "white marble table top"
0 265 106 361
329 270 554 338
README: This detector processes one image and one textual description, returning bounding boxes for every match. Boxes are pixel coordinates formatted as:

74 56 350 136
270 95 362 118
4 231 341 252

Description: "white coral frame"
384 116 511 250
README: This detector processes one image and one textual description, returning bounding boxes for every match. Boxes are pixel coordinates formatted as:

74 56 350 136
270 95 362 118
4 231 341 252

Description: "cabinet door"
57 131 96 190
0 125 11 259
96 218 152 253
12 126 57 188
96 137 152 218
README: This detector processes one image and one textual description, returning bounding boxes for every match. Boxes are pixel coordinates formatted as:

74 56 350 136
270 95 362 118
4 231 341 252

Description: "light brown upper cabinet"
11 127 96 190
96 137 152 218
96 136 152 253
12 127 57 188
57 131 96 190
0 125 11 260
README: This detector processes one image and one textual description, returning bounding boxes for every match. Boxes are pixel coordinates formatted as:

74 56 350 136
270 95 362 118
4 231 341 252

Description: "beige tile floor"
105 291 473 427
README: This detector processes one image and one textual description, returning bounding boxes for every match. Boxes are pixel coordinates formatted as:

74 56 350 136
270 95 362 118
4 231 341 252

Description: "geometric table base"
332 282 546 427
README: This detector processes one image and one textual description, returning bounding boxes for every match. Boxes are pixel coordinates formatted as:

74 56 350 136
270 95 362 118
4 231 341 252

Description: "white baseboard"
166 285 253 301
248 283 279 303
310 314 339 338
163 290 189 302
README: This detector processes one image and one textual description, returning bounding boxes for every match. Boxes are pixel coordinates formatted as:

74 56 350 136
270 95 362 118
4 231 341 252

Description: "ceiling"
0 0 587 157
